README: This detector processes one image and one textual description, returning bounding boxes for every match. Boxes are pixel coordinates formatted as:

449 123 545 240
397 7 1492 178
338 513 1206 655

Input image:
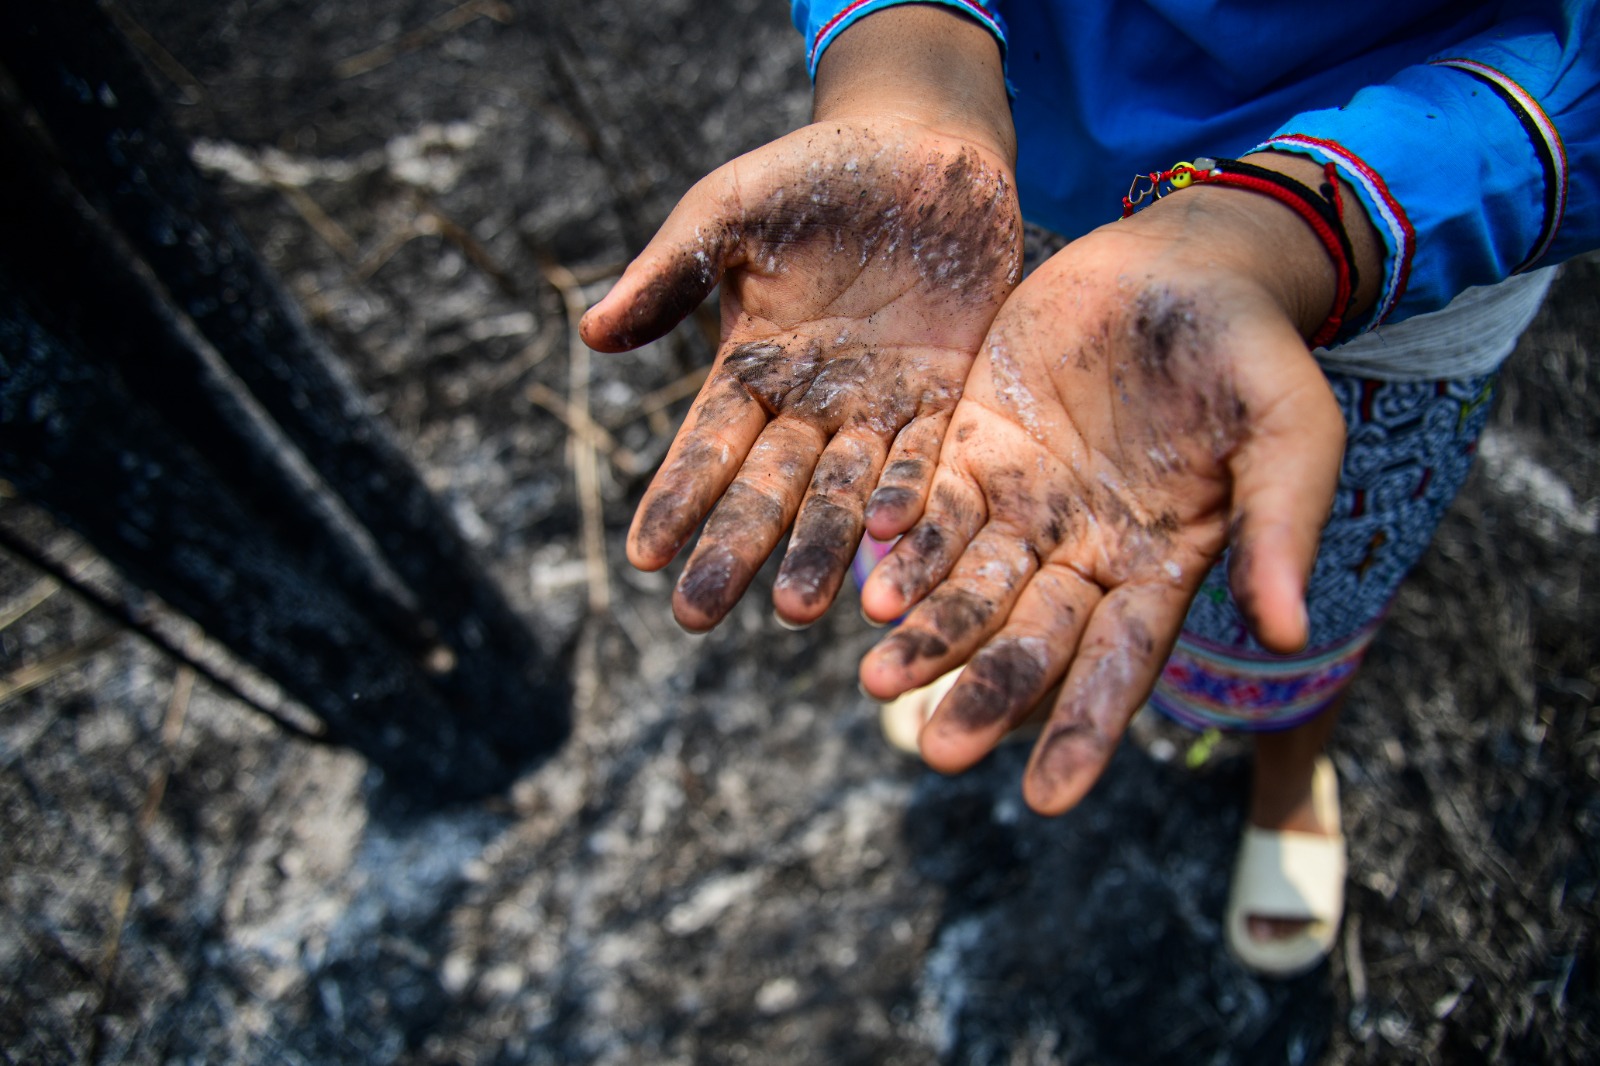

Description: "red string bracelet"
1120 157 1359 349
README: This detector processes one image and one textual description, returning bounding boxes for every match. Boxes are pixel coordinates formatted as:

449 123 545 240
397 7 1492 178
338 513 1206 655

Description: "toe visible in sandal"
1225 756 1347 977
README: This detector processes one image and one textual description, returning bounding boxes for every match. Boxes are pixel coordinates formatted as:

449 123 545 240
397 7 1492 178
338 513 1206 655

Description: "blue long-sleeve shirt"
792 0 1598 333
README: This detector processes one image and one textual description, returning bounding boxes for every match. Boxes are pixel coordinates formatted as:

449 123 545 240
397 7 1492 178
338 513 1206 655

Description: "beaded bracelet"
1120 157 1359 349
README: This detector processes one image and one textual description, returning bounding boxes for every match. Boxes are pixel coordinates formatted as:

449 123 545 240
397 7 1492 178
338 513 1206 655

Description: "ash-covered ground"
2 1 1597 1063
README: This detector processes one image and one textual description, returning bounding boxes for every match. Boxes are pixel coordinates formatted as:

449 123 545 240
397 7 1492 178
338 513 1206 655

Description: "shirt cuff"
1259 17 1589 332
792 0 1008 81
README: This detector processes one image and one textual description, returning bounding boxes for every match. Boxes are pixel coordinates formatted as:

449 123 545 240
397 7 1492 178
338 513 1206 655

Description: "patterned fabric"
1151 372 1498 731
1149 621 1380 733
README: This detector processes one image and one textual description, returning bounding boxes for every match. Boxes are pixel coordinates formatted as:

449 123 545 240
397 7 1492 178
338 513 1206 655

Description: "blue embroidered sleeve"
1264 2 1600 329
791 0 1008 81
789 0 1597 331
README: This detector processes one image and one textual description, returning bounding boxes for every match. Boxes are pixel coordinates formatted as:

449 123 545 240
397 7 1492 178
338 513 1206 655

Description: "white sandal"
879 666 1055 755
879 666 965 754
1225 755 1347 977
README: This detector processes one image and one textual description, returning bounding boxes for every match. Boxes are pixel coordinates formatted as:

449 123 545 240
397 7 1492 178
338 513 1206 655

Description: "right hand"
581 9 1021 632
857 155 1378 814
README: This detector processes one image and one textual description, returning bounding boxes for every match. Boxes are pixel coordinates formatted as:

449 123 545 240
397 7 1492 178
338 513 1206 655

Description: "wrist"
1128 152 1383 343
812 5 1016 167
1241 151 1384 334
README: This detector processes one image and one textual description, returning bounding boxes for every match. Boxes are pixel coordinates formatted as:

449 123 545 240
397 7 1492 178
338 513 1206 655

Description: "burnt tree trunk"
0 1 569 804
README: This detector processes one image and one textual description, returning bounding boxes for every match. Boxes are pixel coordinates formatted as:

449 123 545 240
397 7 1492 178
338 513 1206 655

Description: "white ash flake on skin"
986 336 1044 438
966 537 1032 596
1144 441 1183 475
1010 634 1053 683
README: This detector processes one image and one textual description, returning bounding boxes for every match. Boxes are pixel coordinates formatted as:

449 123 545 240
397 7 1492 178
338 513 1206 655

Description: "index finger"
627 371 767 571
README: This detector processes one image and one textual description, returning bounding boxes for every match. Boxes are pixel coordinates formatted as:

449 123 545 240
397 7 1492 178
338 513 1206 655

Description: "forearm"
812 4 1015 167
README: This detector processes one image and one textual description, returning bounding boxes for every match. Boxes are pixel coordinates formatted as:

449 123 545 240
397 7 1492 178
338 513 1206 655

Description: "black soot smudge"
1034 713 1106 789
885 522 951 601
881 628 950 667
610 236 728 348
943 639 1047 732
1043 492 1076 546
922 587 992 643
724 340 824 416
676 545 746 624
1130 289 1200 380
777 499 858 605
636 492 696 559
881 458 926 485
865 485 919 525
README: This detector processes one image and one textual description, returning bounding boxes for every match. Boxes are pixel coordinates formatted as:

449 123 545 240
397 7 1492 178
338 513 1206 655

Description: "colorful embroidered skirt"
853 371 1499 733
1150 372 1497 731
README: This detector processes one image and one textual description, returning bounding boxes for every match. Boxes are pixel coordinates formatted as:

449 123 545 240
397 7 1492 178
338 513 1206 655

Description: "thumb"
578 178 741 354
1224 353 1346 654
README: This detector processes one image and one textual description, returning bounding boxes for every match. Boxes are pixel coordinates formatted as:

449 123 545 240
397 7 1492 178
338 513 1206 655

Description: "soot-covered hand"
582 119 1021 632
857 198 1350 815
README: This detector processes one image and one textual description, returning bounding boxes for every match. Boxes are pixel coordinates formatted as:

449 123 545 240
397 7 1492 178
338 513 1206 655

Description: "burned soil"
2 1 1597 1063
